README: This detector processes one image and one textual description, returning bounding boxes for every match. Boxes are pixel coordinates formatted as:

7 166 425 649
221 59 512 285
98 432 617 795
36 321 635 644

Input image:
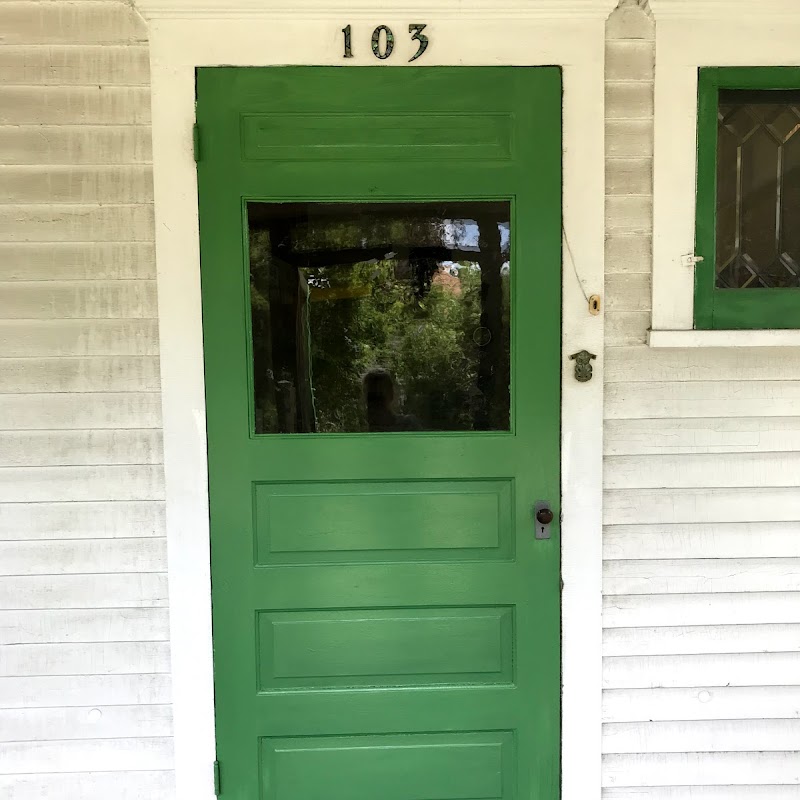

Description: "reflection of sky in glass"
443 219 510 252
442 219 510 273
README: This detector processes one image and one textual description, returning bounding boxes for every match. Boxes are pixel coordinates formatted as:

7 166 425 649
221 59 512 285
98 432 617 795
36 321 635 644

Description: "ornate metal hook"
569 350 597 382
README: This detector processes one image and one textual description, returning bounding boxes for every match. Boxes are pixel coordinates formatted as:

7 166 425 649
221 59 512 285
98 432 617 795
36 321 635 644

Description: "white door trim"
648 3 800 332
138 6 608 799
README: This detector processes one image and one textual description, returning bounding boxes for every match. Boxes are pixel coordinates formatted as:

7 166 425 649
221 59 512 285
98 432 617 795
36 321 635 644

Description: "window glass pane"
248 201 511 434
716 89 800 289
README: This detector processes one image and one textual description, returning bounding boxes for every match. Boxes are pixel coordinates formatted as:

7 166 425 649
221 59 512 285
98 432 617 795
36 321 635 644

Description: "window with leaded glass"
695 68 800 329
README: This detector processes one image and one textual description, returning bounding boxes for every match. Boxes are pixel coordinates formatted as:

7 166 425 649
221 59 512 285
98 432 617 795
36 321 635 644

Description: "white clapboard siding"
0 166 154 203
605 274 651 312
0 280 157 318
0 770 175 800
0 573 168 609
602 5 798 792
603 718 800 754
604 522 800 560
0 736 173 774
0 2 147 45
606 196 653 236
605 234 652 274
0 125 152 165
0 538 166 576
606 120 654 159
0 243 156 281
603 751 800 788
605 487 800 525
0 429 164 466
606 82 654 120
0 704 172 742
605 452 800 489
605 417 800 454
606 38 654 79
1 465 165 502
605 380 800 419
604 787 800 800
605 311 649 346
1 641 171 677
0 357 161 393
0 608 170 644
0 501 165 540
0 319 158 357
0 674 171 710
605 346 800 382
0 86 150 125
0 393 162 430
0 429 163 467
604 558 800 595
606 158 652 196
604 623 800 657
0 204 154 242
604 592 800 628
0 1 170 792
0 45 150 85
603 685 800 724
603 652 800 689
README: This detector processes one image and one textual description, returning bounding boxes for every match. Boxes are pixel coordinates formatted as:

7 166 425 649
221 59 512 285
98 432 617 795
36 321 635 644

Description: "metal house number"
342 24 429 62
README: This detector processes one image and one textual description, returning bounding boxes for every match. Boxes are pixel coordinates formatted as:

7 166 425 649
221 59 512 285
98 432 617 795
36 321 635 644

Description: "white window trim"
133 2 612 797
650 0 800 347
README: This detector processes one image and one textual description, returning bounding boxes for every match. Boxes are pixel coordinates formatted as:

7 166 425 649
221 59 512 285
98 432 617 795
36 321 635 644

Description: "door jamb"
139 9 607 800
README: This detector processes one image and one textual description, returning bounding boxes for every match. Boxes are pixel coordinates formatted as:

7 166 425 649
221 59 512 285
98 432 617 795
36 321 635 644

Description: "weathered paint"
0 1 173 798
604 3 800 796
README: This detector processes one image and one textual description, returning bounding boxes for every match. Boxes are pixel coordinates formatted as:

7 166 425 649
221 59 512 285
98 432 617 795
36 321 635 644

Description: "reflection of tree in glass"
306 257 485 432
249 204 510 434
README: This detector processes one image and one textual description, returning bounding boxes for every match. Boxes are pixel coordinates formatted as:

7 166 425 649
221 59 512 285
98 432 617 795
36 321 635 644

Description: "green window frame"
695 67 800 330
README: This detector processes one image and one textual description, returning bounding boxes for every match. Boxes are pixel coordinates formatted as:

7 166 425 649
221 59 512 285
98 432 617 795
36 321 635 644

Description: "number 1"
342 24 353 58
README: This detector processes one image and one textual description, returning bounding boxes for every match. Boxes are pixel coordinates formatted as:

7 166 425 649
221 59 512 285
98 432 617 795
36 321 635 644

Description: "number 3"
408 23 428 63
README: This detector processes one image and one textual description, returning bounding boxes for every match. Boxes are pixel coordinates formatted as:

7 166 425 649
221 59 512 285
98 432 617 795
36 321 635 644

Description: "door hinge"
213 760 221 796
193 123 201 163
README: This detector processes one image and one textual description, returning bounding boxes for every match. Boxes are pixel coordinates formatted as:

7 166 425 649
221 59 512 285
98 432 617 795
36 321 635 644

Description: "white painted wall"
603 2 800 797
0 2 175 798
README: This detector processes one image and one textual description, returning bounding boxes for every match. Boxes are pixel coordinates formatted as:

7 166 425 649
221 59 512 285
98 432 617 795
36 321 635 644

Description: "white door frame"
135 3 610 798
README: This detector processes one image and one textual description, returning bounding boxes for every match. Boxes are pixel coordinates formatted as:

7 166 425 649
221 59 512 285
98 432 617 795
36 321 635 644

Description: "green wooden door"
197 67 561 800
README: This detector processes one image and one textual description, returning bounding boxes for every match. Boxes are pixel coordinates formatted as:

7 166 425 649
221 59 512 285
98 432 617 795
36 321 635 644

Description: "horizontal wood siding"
0 2 173 796
604 2 800 795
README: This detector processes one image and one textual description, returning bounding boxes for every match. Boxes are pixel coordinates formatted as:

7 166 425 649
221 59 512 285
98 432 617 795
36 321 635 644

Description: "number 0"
371 25 394 60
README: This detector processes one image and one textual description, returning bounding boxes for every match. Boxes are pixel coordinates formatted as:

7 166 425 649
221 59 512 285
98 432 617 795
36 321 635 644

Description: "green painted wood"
695 67 800 330
197 67 561 800
258 606 514 689
261 731 514 800
254 479 513 563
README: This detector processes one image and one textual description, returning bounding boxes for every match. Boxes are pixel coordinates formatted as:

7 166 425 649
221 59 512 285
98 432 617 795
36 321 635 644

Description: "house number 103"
342 24 429 62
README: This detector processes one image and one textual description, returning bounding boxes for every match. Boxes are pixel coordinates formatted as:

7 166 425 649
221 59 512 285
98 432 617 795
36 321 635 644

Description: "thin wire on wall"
562 223 591 305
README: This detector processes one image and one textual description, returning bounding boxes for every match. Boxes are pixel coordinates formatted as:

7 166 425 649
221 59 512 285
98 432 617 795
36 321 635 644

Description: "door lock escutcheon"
534 502 554 540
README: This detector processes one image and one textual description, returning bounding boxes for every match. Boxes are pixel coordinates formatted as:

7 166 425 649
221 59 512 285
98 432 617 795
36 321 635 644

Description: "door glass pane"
716 89 800 289
248 201 511 434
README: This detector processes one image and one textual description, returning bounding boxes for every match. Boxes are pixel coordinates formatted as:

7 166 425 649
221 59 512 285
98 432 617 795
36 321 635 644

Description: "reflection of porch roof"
278 245 483 269
246 199 509 226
